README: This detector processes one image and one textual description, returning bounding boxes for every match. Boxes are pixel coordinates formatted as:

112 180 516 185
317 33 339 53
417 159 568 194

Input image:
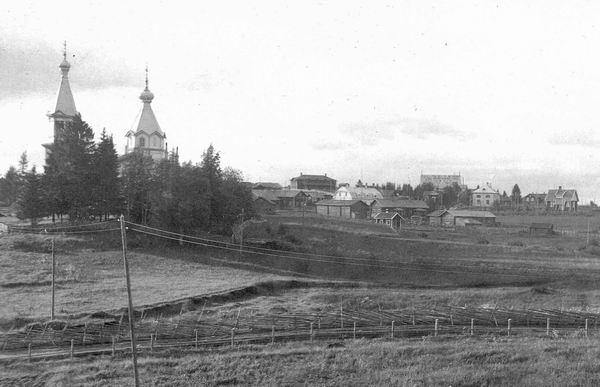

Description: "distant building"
252 189 308 209
523 193 546 208
427 209 496 227
253 182 282 190
315 199 371 219
333 185 383 201
471 183 500 208
373 211 403 230
372 199 429 219
420 174 464 189
290 173 336 192
545 187 579 211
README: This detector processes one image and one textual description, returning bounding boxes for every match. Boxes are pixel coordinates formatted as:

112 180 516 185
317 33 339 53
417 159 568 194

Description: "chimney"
324 173 327 177
558 186 562 190
300 172 303 176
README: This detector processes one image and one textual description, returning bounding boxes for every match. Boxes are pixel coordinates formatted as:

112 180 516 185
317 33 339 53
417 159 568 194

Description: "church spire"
54 41 77 116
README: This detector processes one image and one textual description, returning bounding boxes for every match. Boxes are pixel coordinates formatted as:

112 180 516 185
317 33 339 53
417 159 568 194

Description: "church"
45 43 171 162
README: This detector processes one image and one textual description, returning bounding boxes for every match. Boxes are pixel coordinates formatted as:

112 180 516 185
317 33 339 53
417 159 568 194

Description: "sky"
2 1 600 201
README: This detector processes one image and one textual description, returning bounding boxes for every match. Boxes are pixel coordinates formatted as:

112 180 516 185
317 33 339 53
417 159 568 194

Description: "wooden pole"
470 319 474 336
231 328 235 347
120 215 140 387
195 329 198 349
585 319 589 338
546 318 550 336
353 321 356 340
271 325 275 344
310 322 313 342
51 238 55 321
434 319 439 337
112 336 116 356
507 319 512 337
150 334 154 352
28 343 31 362
70 339 74 359
391 320 395 338
340 301 343 329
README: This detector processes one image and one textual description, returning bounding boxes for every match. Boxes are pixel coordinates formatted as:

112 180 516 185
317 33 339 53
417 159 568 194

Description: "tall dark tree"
199 145 223 230
441 183 462 208
511 184 521 205
121 152 155 224
44 114 96 221
18 151 28 176
0 166 20 205
413 182 434 200
16 166 45 226
219 167 255 233
91 129 122 220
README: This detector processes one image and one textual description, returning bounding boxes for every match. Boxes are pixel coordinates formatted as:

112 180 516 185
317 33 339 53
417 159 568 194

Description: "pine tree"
91 129 122 220
16 166 45 226
0 166 20 205
121 152 155 224
199 145 223 230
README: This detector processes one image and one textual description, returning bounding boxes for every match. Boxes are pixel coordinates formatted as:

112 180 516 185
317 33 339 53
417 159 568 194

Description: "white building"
471 183 500 208
333 185 383 201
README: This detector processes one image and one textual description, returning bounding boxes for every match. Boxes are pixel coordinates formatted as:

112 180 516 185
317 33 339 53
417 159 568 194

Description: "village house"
252 189 308 210
522 193 546 208
333 185 383 202
290 173 337 193
427 209 497 227
471 183 500 208
373 211 403 230
315 199 371 219
545 187 579 211
371 199 429 219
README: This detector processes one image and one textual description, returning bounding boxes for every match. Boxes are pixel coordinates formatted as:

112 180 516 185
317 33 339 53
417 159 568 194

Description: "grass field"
4 336 600 386
4 212 600 385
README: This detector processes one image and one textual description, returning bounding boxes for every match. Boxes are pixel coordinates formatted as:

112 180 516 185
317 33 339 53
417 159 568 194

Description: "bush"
508 240 524 247
477 238 490 245
418 232 428 238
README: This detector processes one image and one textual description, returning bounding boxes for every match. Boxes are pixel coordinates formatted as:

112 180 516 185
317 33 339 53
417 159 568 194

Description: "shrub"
418 232 428 238
477 238 490 245
508 240 524 247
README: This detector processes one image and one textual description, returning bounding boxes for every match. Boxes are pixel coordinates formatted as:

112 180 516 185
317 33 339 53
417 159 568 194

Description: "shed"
372 199 429 218
529 223 554 235
373 212 404 230
315 199 371 219
442 210 497 227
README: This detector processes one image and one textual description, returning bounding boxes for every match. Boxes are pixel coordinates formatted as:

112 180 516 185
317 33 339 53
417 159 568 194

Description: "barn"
373 212 403 230
427 209 497 227
315 200 371 219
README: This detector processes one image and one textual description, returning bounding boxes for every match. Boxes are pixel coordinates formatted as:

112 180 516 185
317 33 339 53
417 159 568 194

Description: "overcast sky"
2 1 600 201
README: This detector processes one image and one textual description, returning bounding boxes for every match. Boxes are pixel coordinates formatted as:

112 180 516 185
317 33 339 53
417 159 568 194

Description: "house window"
139 137 145 147
485 195 490 198
477 200 481 204
476 195 481 198
486 200 490 205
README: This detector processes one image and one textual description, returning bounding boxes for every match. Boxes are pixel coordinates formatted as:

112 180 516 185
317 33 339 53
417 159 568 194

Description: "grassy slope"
3 337 600 386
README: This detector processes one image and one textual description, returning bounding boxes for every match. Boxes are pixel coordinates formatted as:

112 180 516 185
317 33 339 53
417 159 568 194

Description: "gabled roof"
472 183 499 195
448 210 496 218
426 209 449 217
374 212 403 220
373 199 429 209
315 199 368 207
253 182 282 190
546 189 578 202
291 174 335 182
131 102 165 137
335 186 383 199
253 189 307 201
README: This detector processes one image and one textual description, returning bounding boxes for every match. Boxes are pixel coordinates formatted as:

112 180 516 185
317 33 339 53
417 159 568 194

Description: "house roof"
374 212 403 220
335 186 383 200
448 210 496 218
253 189 307 200
253 182 282 190
546 189 578 202
291 174 335 182
254 196 277 205
530 223 553 229
523 193 546 200
426 209 448 217
316 199 367 207
373 199 429 209
471 183 499 195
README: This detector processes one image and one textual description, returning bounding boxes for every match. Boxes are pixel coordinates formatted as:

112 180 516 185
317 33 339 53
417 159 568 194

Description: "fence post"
507 319 512 337
340 302 343 329
310 322 313 342
112 336 116 356
70 339 74 359
82 323 87 344
470 319 474 336
271 325 275 344
195 329 198 348
28 343 31 362
353 321 356 340
231 328 235 348
391 320 395 338
450 315 454 326
585 319 589 338
150 334 154 351
546 318 550 336
434 319 439 337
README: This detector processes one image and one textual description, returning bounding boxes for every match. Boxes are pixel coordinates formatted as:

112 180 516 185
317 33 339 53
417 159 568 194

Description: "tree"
199 145 223 230
18 151 28 176
413 182 434 200
441 183 462 208
384 182 395 191
121 152 154 224
511 184 521 205
91 130 122 220
355 179 364 188
0 166 20 205
16 166 45 225
44 114 96 221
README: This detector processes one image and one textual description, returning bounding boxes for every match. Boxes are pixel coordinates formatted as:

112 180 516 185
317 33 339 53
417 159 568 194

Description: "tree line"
1 114 254 234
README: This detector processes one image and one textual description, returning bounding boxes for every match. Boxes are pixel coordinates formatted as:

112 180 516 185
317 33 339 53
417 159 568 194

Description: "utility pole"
239 208 245 259
51 238 55 320
119 215 140 387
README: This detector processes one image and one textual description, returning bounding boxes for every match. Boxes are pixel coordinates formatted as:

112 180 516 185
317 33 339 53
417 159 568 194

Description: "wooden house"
545 187 578 211
373 211 403 230
315 199 371 219
371 199 429 219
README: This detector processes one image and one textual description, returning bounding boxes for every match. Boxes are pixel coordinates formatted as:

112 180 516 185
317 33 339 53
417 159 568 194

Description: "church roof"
129 67 165 137
53 45 77 117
